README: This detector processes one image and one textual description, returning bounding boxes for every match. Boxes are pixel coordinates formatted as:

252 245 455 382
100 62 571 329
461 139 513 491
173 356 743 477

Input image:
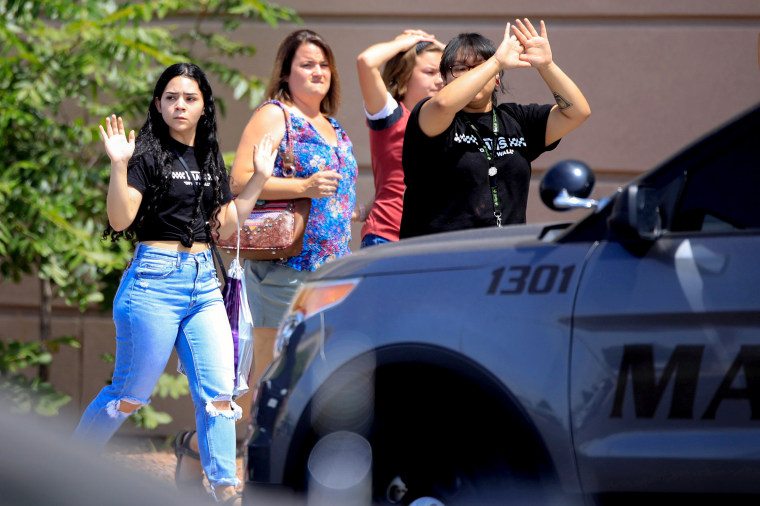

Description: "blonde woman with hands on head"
400 19 590 238
355 29 444 247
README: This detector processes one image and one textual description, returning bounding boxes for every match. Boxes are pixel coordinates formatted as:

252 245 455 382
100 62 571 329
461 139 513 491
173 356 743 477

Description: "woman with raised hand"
73 62 275 506
400 18 590 238
355 29 444 246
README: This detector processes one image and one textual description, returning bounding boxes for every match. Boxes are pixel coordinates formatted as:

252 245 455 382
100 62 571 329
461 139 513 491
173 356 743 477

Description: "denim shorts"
244 260 311 328
361 233 392 248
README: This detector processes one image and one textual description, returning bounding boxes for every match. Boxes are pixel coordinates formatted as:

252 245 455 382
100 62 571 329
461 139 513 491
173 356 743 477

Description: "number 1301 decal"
487 264 576 295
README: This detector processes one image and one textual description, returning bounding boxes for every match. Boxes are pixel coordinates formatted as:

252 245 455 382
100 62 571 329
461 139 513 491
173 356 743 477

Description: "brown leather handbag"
218 103 311 260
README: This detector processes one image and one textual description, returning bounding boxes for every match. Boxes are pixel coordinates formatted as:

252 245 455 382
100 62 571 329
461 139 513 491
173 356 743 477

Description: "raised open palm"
495 22 531 71
99 114 135 164
512 18 553 69
252 133 277 180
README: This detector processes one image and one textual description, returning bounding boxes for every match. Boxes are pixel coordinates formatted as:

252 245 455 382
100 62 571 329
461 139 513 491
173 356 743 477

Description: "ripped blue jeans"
73 243 240 488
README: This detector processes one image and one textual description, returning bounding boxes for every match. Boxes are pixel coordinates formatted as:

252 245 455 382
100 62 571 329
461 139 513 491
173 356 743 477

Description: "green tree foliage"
131 373 191 430
0 0 299 412
0 336 80 415
0 0 299 310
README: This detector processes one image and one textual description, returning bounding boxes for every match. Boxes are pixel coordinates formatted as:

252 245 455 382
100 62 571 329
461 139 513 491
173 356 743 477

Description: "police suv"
243 103 760 505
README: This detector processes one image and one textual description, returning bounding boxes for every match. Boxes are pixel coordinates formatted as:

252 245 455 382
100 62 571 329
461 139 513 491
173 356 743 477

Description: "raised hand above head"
395 29 439 52
99 114 135 164
494 22 531 71
512 18 553 69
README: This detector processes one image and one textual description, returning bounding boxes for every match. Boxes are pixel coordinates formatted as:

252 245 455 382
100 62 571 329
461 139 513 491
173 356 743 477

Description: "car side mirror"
607 185 662 242
540 160 597 211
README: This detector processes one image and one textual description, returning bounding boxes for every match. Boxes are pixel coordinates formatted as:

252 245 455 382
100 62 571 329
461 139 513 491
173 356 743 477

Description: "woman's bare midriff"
141 240 210 253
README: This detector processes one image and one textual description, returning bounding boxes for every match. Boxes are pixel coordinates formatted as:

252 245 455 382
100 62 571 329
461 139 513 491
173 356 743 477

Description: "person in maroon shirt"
355 30 444 246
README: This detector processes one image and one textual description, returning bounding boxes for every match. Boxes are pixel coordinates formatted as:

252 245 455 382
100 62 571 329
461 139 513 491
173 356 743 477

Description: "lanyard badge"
463 110 502 227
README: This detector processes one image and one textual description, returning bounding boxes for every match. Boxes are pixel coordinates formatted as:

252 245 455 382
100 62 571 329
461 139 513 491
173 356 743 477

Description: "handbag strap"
234 208 241 265
210 241 228 285
261 100 296 178
173 148 229 285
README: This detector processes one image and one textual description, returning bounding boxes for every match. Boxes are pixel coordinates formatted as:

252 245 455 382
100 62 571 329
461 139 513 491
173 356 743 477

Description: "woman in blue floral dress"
230 28 356 405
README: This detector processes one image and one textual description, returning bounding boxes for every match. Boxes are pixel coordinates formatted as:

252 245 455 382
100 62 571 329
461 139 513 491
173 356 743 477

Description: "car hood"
312 222 569 279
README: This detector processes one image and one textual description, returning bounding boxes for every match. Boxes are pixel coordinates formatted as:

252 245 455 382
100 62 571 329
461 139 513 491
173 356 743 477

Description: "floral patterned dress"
264 100 357 272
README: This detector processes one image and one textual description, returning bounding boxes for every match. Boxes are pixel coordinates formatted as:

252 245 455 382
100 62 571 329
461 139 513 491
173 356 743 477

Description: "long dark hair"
440 33 505 107
103 63 225 247
264 29 341 116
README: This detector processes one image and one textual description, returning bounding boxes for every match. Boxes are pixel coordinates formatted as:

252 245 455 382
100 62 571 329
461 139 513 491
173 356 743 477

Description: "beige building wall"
2 1 758 437
218 0 759 227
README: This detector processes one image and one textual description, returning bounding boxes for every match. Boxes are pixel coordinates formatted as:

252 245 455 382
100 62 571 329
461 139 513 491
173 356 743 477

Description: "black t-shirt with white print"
400 98 558 239
126 138 233 243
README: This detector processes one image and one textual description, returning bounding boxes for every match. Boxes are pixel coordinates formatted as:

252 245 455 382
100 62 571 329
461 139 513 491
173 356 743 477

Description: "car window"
670 130 758 233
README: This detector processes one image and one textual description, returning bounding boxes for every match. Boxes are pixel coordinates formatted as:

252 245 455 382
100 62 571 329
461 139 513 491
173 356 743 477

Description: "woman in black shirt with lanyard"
73 63 274 505
400 18 590 238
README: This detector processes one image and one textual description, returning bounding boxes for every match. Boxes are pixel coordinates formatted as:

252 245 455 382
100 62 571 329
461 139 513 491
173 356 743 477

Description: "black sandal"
217 491 242 505
173 429 206 493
